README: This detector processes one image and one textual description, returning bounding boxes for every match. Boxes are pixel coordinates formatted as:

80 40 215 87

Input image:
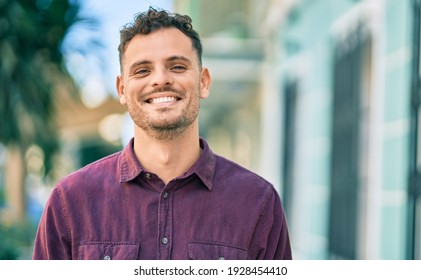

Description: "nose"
151 67 173 87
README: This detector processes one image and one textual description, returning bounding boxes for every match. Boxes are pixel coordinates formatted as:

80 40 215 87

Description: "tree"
0 0 82 221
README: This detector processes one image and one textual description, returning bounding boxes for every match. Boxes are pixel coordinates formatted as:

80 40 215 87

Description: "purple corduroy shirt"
33 138 292 260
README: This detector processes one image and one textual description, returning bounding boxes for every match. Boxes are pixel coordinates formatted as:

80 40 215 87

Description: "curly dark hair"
118 7 203 70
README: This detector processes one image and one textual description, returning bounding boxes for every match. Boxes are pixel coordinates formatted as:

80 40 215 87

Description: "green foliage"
0 0 81 175
0 221 38 260
0 186 4 207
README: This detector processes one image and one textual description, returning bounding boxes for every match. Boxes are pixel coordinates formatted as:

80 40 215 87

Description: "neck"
133 123 201 185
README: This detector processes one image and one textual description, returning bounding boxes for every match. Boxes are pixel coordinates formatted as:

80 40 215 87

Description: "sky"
63 0 174 107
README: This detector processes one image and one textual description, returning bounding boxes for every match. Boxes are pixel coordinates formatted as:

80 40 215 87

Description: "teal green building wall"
279 0 413 259
380 0 412 259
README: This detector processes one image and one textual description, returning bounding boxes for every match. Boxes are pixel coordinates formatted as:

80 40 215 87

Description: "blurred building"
260 0 420 259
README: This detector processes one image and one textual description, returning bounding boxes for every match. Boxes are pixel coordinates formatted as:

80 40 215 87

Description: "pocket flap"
78 242 140 260
188 242 247 260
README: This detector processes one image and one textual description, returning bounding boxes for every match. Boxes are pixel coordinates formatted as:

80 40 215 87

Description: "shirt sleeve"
251 188 292 260
32 188 72 260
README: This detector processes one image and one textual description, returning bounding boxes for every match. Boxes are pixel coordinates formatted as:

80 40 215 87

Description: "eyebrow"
128 60 151 73
167 55 192 64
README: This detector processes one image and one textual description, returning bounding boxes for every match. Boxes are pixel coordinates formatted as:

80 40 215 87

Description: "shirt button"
163 192 169 199
145 173 151 179
103 255 111 260
161 237 169 245
218 256 225 260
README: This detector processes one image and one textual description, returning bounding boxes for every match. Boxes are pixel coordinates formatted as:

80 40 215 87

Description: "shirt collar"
184 138 215 191
119 137 215 191
119 138 144 183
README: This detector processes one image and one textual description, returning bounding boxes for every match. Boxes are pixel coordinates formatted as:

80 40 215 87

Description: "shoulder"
214 154 270 184
213 154 277 196
55 151 122 192
211 154 284 219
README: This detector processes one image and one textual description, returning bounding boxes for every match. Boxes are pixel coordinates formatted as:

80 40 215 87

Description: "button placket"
158 187 173 259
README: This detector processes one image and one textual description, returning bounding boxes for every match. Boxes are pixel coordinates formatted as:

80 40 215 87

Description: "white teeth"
150 96 177 104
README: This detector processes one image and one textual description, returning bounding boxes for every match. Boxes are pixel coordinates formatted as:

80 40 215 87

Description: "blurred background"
0 0 420 260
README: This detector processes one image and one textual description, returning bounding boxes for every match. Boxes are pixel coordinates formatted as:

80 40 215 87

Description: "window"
329 23 371 259
408 0 421 260
282 79 298 220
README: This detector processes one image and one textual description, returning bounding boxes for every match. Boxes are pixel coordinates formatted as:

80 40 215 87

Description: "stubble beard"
128 90 200 141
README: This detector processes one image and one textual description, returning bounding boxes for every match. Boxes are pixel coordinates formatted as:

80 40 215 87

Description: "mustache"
143 86 185 97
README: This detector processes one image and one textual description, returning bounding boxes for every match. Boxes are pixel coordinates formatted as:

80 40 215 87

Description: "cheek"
125 82 145 103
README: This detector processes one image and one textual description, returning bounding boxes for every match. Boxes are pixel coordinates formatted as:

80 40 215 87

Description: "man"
33 7 292 260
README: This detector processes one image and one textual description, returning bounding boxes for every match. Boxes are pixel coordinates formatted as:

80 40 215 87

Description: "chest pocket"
78 242 140 260
188 242 247 260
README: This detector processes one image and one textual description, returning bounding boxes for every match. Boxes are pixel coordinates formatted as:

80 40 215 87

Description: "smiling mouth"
147 96 180 104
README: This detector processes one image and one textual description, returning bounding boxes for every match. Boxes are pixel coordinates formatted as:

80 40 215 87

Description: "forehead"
122 28 197 66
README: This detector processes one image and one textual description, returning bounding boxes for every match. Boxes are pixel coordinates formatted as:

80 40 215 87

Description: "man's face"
116 28 210 139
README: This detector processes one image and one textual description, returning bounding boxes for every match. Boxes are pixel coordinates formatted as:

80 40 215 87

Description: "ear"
199 67 211 99
116 75 127 105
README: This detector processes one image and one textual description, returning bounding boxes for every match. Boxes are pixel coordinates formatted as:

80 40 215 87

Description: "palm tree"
0 0 84 221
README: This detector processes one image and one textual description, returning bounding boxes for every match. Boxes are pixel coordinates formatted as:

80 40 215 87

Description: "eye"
133 68 150 77
170 65 187 72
